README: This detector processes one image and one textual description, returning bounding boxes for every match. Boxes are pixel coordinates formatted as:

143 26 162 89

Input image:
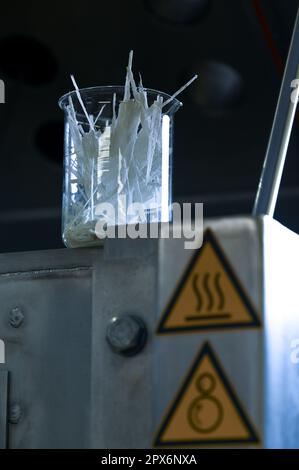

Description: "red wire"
251 0 285 74
251 2 299 138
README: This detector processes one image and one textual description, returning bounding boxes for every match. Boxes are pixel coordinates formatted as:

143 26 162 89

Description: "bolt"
106 315 147 356
8 404 23 424
9 307 24 328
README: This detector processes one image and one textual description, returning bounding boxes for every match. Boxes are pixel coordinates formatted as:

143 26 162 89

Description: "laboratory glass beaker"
59 86 181 248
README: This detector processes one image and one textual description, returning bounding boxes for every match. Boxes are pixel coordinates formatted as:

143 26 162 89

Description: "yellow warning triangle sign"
154 342 259 447
157 229 260 333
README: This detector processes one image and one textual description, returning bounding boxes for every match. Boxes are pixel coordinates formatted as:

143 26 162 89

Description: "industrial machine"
1 4 299 451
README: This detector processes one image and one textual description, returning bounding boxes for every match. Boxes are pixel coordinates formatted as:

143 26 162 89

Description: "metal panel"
0 251 93 449
0 217 298 448
263 216 299 448
0 242 159 449
90 238 158 449
155 217 263 447
0 370 8 449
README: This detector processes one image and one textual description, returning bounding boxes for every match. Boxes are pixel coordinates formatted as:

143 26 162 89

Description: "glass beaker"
59 86 181 248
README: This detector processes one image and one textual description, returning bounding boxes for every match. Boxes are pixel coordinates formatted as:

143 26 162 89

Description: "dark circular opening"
145 0 211 25
185 60 244 115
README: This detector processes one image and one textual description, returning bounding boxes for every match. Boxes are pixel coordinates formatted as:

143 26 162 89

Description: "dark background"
0 0 298 253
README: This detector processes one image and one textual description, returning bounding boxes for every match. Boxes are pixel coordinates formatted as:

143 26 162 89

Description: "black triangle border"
157 228 261 334
154 342 260 447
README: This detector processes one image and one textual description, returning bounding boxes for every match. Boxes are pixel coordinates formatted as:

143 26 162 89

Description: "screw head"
9 307 24 328
9 404 23 424
106 315 147 356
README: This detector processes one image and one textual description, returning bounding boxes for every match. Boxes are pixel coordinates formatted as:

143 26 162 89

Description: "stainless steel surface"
0 252 93 449
90 239 157 449
0 217 298 448
263 216 299 448
0 242 157 449
253 7 299 217
0 370 8 448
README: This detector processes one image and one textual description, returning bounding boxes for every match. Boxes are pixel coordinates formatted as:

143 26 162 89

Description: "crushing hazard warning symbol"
154 342 259 447
157 229 260 333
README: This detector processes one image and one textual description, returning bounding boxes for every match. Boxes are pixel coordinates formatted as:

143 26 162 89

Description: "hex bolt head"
106 315 147 356
9 307 24 328
8 404 23 424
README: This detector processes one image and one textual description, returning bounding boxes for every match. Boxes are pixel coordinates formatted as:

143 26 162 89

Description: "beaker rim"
58 85 183 113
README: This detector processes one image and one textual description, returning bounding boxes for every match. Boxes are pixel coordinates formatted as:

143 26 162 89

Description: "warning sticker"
157 229 260 333
154 342 259 447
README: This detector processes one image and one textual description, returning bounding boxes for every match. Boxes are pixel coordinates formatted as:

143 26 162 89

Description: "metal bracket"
253 7 299 217
0 371 8 449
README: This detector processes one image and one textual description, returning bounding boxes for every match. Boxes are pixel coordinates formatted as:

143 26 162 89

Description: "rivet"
9 307 24 328
9 404 23 424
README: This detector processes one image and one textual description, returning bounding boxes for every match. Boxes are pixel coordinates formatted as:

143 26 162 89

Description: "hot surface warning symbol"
157 229 260 333
154 342 259 447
